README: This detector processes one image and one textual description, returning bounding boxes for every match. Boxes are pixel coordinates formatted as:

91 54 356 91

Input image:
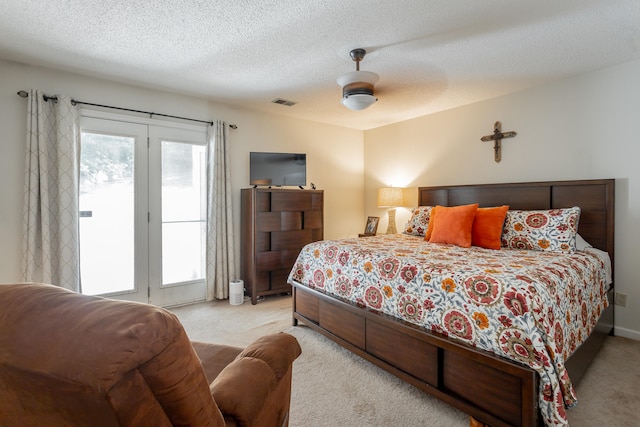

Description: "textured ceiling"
2 0 640 130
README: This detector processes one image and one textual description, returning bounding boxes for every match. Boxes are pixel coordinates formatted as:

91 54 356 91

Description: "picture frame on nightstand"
362 216 379 236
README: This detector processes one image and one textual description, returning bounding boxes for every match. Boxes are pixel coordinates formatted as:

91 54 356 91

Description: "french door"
79 115 207 307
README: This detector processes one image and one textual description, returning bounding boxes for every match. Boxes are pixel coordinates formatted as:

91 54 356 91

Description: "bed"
288 179 614 427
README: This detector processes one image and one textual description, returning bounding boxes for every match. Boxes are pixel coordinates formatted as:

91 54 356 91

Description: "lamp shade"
337 70 379 111
341 94 377 111
377 187 404 207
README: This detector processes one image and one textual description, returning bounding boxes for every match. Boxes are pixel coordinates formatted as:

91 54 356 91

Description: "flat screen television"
250 152 306 187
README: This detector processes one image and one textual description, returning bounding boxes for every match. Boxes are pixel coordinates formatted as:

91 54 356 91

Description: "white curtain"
206 121 236 300
22 90 81 291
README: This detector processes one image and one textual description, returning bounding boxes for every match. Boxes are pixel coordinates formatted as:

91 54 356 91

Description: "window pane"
162 141 206 222
161 140 206 285
162 222 206 284
79 132 135 295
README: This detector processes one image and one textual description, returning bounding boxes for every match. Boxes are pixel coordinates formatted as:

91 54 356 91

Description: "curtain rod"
16 90 237 129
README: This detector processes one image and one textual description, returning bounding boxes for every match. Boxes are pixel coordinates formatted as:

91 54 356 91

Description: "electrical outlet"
615 292 627 307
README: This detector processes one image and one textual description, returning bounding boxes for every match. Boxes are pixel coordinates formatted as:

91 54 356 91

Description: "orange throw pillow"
428 204 479 248
472 205 509 250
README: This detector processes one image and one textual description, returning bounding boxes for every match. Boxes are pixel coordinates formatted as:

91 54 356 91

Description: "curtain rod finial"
17 90 29 98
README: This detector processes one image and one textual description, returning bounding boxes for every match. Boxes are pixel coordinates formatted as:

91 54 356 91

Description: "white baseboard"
614 325 640 341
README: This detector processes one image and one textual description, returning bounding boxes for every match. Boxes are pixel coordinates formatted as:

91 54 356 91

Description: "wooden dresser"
241 188 324 304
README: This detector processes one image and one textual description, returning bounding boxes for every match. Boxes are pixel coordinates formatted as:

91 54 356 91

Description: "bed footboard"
292 283 540 427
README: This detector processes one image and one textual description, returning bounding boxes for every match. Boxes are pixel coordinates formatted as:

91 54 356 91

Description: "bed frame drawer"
320 300 366 349
442 351 533 427
295 287 319 323
366 318 439 386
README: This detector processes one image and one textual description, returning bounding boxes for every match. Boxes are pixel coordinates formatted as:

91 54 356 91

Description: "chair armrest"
210 357 276 423
209 333 301 425
236 332 302 381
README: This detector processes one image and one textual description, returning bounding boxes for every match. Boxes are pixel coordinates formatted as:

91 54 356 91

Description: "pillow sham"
428 204 479 248
424 206 438 241
472 205 509 250
403 206 433 236
501 207 581 253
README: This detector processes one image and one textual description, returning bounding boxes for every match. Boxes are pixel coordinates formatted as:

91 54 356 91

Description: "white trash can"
229 280 244 305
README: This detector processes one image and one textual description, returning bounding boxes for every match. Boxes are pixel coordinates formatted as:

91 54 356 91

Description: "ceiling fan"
337 48 379 111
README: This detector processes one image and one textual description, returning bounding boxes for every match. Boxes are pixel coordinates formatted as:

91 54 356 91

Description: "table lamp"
377 187 404 234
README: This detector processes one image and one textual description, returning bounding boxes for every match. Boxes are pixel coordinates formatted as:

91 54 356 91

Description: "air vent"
271 98 297 107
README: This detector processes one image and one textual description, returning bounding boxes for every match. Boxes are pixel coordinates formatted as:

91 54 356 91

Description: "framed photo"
364 216 379 235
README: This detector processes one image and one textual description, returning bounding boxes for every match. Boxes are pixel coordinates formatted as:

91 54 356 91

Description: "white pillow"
575 234 592 251
576 234 612 287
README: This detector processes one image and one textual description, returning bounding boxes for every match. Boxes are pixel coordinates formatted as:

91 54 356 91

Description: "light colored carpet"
285 324 467 426
565 334 640 426
172 295 639 426
171 294 292 347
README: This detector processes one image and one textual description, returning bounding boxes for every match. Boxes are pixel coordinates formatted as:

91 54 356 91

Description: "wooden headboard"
418 179 615 266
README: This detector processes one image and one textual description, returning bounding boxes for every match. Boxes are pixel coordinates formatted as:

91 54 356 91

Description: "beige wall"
0 59 364 284
364 59 640 339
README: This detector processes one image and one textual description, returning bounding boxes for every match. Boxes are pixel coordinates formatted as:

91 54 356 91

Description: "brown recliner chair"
0 283 301 426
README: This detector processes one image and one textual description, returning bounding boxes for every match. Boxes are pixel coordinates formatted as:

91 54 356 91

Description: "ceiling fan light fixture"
341 92 378 111
337 49 379 111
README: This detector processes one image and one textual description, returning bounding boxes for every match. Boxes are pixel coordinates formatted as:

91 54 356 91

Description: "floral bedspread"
288 234 610 426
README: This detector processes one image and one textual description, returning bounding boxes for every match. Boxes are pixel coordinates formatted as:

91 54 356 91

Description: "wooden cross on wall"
480 121 517 163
